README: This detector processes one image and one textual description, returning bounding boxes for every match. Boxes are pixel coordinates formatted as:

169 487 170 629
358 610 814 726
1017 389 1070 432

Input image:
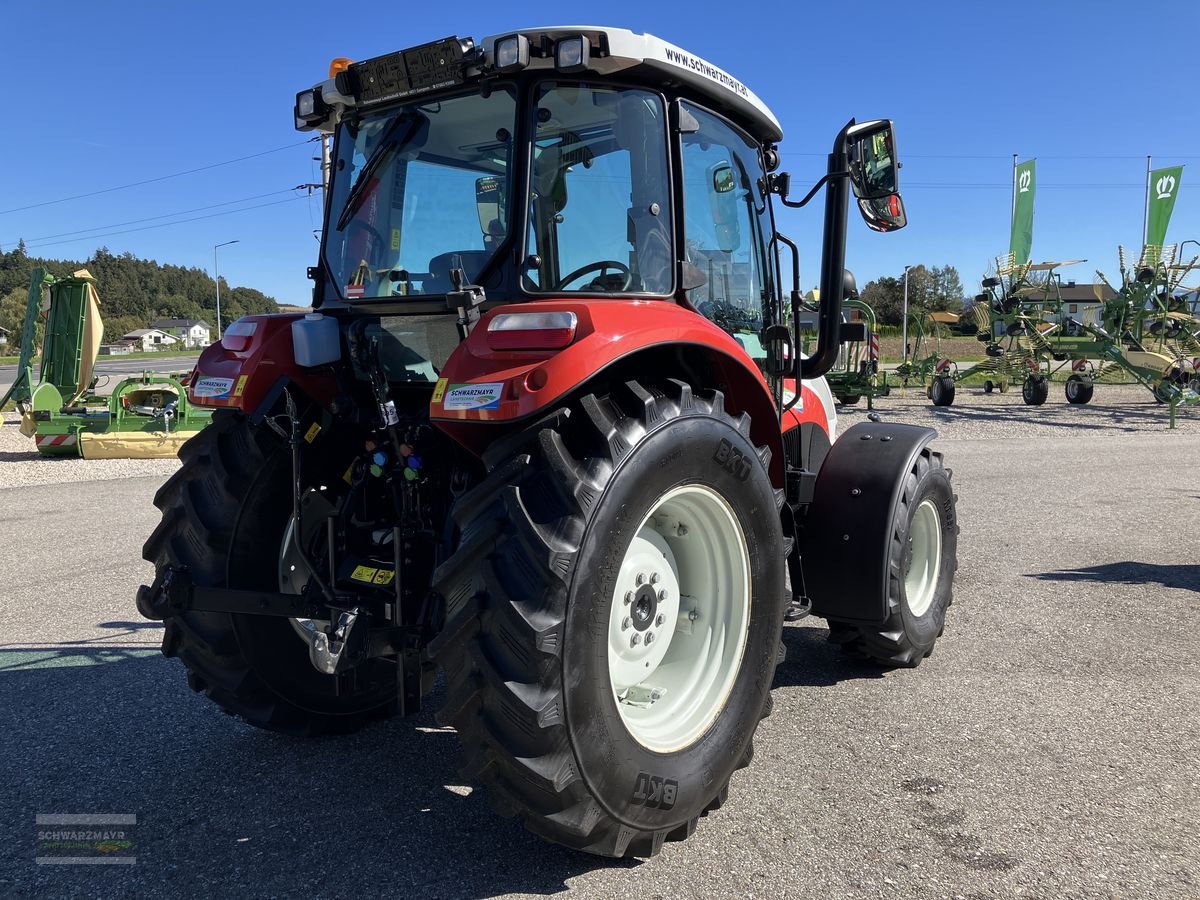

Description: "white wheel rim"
904 498 942 618
607 484 751 753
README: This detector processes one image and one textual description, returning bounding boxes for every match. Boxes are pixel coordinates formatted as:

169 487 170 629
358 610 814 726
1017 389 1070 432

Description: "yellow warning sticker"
390 228 401 251
350 565 378 583
432 378 448 404
372 569 395 585
233 375 249 398
304 422 322 443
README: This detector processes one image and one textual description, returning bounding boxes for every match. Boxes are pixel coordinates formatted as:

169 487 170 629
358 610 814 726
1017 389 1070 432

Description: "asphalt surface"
2 391 1198 898
0 355 198 398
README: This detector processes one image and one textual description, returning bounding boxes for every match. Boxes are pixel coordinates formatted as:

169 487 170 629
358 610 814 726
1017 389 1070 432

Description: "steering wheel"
555 260 632 291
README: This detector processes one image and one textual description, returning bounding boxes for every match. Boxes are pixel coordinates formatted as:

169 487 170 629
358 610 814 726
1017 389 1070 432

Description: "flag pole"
1011 153 1018 223
1142 155 1152 247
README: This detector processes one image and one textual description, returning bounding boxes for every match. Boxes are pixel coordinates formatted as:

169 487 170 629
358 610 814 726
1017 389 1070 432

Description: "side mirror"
707 161 741 253
476 176 506 238
846 120 906 232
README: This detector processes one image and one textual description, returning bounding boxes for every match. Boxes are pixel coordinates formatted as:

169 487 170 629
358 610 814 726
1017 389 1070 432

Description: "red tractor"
138 27 957 858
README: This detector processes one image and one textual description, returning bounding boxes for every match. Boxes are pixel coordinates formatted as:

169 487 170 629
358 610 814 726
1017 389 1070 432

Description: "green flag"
1010 159 1035 266
1146 165 1183 249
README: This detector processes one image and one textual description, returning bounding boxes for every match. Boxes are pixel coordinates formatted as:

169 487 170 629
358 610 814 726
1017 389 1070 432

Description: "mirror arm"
801 119 855 380
774 170 850 209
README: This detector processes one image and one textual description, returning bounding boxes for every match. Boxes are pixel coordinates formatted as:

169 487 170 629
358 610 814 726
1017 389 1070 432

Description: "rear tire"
1022 375 1049 406
828 448 956 667
429 380 785 857
838 394 861 406
141 411 397 734
929 375 955 407
1065 374 1093 405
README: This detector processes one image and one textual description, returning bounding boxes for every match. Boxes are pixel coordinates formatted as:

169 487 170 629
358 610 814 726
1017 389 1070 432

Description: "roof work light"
554 36 590 72
493 34 530 72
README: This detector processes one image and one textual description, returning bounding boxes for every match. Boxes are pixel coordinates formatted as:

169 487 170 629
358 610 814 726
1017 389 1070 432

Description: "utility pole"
213 239 240 339
902 264 913 360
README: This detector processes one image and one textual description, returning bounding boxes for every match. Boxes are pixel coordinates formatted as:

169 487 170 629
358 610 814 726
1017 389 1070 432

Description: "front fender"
431 300 784 482
801 422 938 624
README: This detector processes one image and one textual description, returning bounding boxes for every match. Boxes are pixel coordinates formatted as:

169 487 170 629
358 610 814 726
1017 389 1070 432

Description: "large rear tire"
828 448 956 667
141 411 397 734
429 380 785 857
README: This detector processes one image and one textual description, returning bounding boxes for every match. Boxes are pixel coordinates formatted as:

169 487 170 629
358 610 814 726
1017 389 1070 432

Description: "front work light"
555 36 590 73
493 34 530 72
294 89 328 128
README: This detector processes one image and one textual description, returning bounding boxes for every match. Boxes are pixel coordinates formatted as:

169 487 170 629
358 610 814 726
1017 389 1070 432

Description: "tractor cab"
293 27 906 393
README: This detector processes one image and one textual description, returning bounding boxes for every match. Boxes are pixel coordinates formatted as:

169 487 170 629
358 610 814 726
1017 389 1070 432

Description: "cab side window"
679 103 771 357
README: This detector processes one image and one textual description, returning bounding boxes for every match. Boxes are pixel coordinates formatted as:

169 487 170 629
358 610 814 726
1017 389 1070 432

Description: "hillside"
0 243 278 344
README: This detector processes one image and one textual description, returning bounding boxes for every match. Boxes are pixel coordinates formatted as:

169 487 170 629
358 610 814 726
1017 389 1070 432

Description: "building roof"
122 328 177 339
152 318 212 329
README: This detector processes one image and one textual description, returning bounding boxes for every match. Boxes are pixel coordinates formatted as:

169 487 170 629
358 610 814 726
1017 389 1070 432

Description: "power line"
23 195 309 250
0 140 317 216
8 189 302 244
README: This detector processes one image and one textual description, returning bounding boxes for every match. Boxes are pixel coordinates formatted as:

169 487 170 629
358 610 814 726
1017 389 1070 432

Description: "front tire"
828 448 957 667
429 380 785 857
141 411 397 734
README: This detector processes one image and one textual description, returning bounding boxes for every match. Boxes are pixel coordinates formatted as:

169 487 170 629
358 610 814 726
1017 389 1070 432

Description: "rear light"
486 311 578 350
221 318 258 352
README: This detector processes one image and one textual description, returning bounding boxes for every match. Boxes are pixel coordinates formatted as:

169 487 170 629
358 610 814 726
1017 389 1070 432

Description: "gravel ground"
2 383 1198 898
0 413 180 489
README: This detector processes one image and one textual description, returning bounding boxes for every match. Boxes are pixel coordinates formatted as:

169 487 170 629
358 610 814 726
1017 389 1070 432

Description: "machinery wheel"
838 394 861 406
429 380 785 857
1065 374 1094 405
828 448 956 666
929 375 955 407
141 411 398 734
1022 375 1049 406
982 380 994 394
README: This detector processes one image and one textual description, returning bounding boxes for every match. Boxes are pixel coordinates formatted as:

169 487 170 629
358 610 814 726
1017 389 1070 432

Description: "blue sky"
5 0 1200 304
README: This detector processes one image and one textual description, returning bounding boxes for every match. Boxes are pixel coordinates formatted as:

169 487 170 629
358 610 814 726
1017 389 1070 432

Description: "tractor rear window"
523 84 673 295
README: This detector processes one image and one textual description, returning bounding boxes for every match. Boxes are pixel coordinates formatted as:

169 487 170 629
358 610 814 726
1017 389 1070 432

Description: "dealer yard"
2 388 1198 898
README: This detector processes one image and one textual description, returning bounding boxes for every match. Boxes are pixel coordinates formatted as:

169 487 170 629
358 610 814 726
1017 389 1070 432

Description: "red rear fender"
187 314 338 413
432 300 785 483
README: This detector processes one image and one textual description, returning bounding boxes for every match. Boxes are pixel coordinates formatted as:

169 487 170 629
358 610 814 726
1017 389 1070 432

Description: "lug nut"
650 572 661 585
658 589 668 601
635 572 646 586
622 616 632 631
655 614 665 626
624 591 633 606
630 634 641 647
645 633 655 645
677 524 689 536
688 609 699 621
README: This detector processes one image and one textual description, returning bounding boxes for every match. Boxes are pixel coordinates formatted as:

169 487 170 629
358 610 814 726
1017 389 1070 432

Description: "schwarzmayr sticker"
192 377 234 399
442 382 504 411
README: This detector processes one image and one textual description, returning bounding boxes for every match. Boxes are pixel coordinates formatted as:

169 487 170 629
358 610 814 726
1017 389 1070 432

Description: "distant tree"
859 275 905 324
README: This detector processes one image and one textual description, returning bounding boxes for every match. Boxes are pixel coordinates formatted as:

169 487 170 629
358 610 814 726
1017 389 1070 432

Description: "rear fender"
800 422 938 624
187 314 338 416
432 300 785 484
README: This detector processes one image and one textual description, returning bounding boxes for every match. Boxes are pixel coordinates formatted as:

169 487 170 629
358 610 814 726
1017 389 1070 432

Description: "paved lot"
2 389 1198 898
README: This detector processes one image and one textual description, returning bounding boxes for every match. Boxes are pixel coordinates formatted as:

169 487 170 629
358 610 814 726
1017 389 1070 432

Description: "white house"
122 328 180 352
151 318 212 348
